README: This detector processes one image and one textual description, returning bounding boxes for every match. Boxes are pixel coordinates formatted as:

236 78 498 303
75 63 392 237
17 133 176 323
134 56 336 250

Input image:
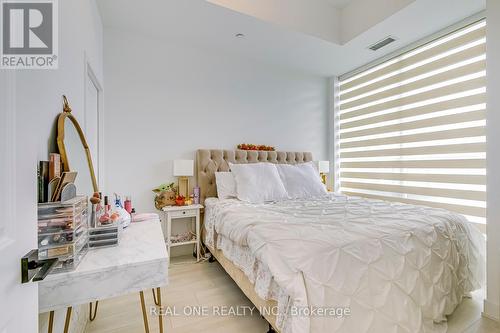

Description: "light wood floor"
86 257 499 333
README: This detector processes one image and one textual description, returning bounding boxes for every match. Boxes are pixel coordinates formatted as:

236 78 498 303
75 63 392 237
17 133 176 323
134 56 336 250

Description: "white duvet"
209 194 485 333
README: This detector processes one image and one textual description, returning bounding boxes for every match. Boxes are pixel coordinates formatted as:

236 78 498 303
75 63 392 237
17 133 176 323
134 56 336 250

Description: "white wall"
485 0 500 321
15 1 103 158
2 0 103 330
103 28 329 213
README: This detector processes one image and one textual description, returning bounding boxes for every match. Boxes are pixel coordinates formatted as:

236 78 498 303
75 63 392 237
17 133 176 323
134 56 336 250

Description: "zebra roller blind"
338 19 486 227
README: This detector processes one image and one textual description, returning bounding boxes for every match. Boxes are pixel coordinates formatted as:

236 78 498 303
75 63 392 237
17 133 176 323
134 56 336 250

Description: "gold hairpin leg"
152 288 159 306
48 311 54 333
89 301 99 321
139 291 150 333
156 287 163 333
63 307 72 333
47 307 72 333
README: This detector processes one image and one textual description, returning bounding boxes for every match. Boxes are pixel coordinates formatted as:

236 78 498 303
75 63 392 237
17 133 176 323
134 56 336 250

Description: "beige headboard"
196 149 313 203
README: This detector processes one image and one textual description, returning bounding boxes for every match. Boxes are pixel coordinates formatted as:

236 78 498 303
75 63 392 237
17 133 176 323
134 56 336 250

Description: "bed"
196 149 485 333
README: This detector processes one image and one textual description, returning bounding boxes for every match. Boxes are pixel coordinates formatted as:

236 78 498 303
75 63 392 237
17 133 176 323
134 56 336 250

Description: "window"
337 19 486 228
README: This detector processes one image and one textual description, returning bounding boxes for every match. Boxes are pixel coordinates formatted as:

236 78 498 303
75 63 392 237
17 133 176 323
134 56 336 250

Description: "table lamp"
173 160 194 198
317 161 330 185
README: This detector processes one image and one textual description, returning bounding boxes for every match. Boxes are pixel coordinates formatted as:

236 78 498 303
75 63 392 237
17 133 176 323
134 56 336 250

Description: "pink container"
124 196 132 214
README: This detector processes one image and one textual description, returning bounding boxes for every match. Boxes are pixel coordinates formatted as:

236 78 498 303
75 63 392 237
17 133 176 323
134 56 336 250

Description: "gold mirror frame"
56 95 99 192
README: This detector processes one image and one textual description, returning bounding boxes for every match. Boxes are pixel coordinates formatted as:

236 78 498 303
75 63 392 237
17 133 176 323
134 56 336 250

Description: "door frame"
83 54 104 192
0 71 16 251
0 70 38 332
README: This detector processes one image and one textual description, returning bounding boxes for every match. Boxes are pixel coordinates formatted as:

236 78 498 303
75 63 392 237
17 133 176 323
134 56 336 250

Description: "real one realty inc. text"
150 305 352 318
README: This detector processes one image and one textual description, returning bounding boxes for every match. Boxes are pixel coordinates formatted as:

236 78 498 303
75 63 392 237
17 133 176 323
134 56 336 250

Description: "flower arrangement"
237 143 275 151
175 195 185 206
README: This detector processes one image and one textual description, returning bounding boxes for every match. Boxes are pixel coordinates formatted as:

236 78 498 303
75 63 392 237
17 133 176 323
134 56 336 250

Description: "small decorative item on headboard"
237 143 275 151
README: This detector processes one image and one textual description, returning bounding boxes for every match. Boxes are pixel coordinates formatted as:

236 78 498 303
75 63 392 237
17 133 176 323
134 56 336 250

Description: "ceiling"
324 0 355 9
97 0 485 77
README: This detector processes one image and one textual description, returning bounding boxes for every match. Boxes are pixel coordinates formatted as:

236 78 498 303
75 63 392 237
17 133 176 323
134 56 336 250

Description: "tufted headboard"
196 149 313 203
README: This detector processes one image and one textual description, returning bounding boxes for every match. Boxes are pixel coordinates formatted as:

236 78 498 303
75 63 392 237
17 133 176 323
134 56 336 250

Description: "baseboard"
483 299 500 322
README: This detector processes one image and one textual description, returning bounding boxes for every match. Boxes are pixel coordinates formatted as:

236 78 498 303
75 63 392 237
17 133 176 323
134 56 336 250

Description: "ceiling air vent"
368 36 397 51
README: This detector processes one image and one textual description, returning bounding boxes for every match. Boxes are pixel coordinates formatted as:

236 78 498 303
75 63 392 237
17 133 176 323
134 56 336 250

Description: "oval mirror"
56 96 98 197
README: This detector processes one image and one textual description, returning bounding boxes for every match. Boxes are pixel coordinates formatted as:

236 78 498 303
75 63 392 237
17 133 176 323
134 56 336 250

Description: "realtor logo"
1 0 58 69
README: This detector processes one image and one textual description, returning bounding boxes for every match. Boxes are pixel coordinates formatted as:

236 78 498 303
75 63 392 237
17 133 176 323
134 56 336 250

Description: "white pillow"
276 162 327 199
229 162 288 204
215 172 237 199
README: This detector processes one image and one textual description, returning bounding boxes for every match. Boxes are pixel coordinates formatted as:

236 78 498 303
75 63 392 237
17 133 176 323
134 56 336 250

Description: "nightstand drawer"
169 209 196 218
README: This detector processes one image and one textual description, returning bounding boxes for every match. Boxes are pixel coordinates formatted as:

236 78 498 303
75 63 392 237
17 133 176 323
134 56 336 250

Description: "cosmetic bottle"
97 192 103 212
193 186 200 204
124 195 132 214
104 196 109 213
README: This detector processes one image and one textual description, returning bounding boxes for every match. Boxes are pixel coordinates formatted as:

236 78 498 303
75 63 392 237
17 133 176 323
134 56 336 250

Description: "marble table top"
39 218 168 313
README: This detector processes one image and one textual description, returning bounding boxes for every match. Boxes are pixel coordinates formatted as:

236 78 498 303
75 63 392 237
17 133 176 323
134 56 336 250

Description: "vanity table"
38 217 168 333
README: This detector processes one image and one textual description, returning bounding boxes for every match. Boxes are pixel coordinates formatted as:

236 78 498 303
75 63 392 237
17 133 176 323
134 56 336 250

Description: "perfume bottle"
193 186 200 204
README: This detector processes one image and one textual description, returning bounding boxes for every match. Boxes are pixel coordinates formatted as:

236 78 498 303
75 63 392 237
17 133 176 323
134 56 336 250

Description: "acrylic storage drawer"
38 223 87 248
38 230 88 260
89 238 119 249
38 195 87 218
88 223 121 249
89 223 120 236
89 230 118 242
51 244 88 273
38 196 88 234
37 195 89 273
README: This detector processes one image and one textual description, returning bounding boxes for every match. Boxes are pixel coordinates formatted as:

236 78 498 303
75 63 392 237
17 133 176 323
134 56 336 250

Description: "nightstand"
161 204 203 265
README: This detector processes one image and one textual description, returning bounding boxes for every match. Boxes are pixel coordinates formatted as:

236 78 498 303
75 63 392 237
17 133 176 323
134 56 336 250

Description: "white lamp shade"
173 160 194 177
317 161 330 173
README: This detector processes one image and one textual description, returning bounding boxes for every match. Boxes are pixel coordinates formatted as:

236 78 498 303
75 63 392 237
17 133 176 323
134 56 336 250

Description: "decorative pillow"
276 162 327 199
215 172 237 199
228 162 288 203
